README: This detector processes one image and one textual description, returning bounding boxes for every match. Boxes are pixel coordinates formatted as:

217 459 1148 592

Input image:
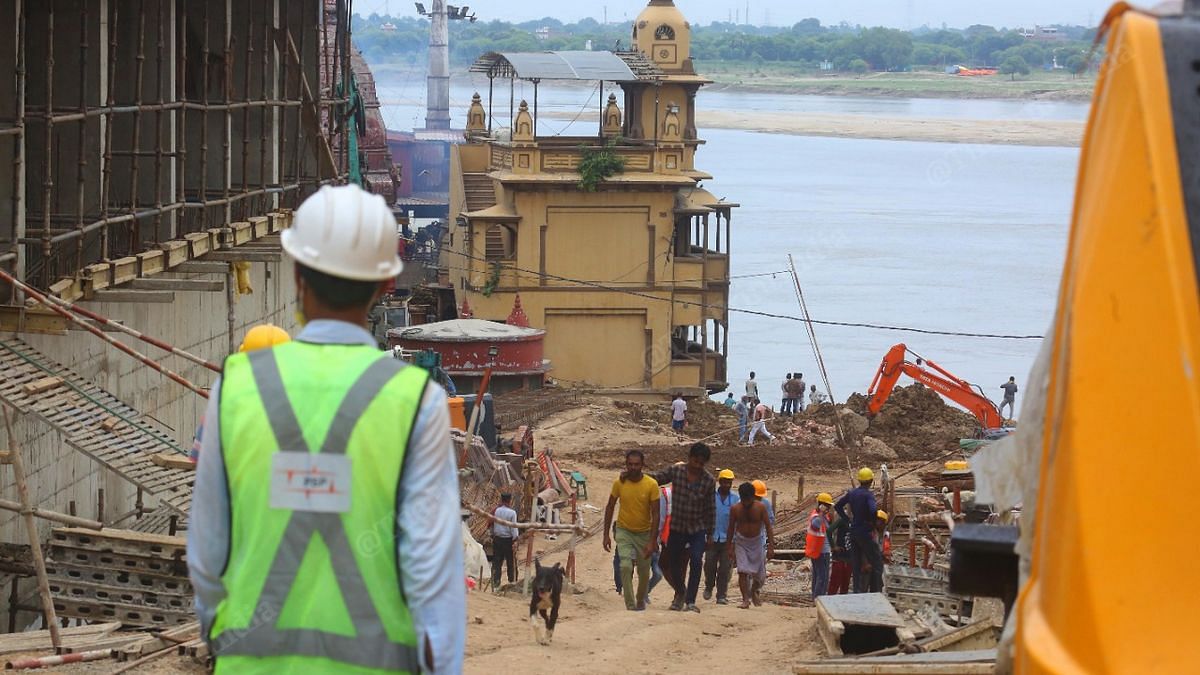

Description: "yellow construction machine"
959 3 1200 672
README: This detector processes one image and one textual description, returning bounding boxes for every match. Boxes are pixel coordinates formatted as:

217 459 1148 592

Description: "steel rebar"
41 4 55 287
0 267 210 398
128 0 147 253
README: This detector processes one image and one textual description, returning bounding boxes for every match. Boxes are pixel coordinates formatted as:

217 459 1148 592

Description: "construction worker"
827 510 853 595
239 323 291 352
835 467 882 593
871 510 892 592
188 184 464 673
190 325 292 462
749 479 775 599
703 468 739 604
805 493 834 598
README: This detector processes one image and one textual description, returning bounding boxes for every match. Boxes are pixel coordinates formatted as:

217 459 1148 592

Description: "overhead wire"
427 241 1045 340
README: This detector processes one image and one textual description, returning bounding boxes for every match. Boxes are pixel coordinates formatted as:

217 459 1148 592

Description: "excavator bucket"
1014 5 1200 673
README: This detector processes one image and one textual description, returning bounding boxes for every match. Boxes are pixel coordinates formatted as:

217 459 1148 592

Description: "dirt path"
463 400 870 674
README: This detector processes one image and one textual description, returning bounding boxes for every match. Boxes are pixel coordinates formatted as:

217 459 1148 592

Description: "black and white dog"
529 560 564 645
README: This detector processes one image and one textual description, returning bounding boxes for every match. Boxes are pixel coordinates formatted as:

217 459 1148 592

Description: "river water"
377 79 1088 409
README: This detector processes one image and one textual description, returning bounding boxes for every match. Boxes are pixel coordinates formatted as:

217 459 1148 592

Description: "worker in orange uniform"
189 324 291 462
805 493 834 598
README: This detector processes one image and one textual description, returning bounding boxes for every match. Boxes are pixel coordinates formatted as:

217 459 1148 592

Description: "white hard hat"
282 184 403 281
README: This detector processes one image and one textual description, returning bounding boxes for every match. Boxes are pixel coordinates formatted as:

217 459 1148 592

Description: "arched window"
654 24 676 40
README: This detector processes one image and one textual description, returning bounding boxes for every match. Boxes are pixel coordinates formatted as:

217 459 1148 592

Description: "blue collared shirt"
713 488 740 542
187 320 465 673
835 486 878 536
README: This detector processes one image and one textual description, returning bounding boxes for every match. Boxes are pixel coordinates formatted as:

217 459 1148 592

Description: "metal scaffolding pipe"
40 4 54 287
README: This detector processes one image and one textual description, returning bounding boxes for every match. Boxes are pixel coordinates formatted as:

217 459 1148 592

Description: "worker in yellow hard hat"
189 325 292 464
704 468 739 604
871 510 892 588
747 479 775 599
238 324 290 352
805 493 835 598
834 467 882 593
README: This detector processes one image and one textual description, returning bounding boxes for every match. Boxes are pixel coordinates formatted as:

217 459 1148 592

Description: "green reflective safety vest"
210 341 429 674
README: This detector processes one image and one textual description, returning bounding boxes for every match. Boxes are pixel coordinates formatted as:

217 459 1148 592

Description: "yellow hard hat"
877 510 889 522
239 324 291 352
817 492 834 506
718 469 735 480
857 467 874 482
753 480 767 497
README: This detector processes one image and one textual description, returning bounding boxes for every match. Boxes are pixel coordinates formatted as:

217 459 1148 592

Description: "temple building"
446 0 735 399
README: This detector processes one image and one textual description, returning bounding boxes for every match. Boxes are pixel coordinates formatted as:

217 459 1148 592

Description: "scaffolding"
0 0 360 297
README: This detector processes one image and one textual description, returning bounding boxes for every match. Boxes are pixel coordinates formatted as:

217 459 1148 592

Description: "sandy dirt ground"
541 108 1084 147
460 399 927 674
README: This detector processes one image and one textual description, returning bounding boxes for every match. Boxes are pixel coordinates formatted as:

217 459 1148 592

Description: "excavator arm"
866 343 1004 431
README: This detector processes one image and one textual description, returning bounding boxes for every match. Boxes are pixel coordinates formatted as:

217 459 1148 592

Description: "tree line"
351 14 1095 76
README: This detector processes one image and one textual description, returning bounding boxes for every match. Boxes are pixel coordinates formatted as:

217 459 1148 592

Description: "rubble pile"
839 383 978 460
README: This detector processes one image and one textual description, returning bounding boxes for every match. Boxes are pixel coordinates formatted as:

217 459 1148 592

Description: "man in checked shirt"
653 443 716 613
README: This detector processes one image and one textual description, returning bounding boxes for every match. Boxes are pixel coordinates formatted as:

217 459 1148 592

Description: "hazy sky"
356 0 1112 29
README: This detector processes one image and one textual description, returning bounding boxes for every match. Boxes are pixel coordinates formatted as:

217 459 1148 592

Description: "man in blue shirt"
703 469 740 604
734 396 750 444
834 467 882 593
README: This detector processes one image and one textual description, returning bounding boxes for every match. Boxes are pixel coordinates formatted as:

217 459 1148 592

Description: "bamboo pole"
5 649 114 671
1 406 61 648
462 503 582 533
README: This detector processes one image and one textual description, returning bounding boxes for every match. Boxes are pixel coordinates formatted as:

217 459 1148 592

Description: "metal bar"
129 0 147 253
241 7 253 220
0 498 103 530
74 0 89 274
41 3 55 288
223 1 232 226
10 0 26 294
0 267 209 398
154 0 166 244
100 0 119 260
199 0 210 232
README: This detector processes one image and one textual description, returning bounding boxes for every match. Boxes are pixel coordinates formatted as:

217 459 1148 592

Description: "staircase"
0 338 193 519
462 172 497 212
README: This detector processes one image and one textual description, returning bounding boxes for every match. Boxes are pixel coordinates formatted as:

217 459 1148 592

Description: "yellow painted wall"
544 311 647 387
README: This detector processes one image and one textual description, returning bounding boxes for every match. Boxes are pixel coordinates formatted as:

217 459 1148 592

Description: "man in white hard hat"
188 184 464 673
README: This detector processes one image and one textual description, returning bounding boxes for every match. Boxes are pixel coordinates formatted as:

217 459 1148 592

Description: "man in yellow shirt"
603 450 661 611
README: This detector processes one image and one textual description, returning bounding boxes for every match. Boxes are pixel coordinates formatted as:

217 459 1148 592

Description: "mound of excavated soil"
841 383 977 460
612 397 739 440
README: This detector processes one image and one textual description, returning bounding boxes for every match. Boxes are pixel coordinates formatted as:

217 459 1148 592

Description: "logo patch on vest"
270 452 352 513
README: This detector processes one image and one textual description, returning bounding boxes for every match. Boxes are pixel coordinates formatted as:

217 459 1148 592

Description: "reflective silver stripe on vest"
213 350 419 672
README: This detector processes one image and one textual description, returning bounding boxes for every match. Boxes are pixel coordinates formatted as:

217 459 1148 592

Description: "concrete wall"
3 256 298 544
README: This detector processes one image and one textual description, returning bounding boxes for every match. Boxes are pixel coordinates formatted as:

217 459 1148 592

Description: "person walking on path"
794 373 807 412
806 493 834 598
490 494 519 589
828 512 853 595
612 484 667 603
999 377 1018 420
734 396 750 444
652 443 717 613
188 184 464 673
750 480 775 599
703 469 739 604
670 394 688 434
726 482 775 609
603 450 661 611
781 374 794 415
745 371 759 400
835 467 883 593
748 399 775 446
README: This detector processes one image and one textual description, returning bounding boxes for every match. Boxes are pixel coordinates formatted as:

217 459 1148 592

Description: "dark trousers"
850 531 884 593
829 559 851 595
667 529 706 604
781 397 793 414
491 536 516 586
703 540 734 600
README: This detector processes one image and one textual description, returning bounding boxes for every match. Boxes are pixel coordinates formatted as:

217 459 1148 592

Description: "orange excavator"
865 343 1006 434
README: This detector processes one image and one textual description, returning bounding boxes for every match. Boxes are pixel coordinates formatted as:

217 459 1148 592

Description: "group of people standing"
803 467 892 598
603 444 779 611
722 371 829 446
